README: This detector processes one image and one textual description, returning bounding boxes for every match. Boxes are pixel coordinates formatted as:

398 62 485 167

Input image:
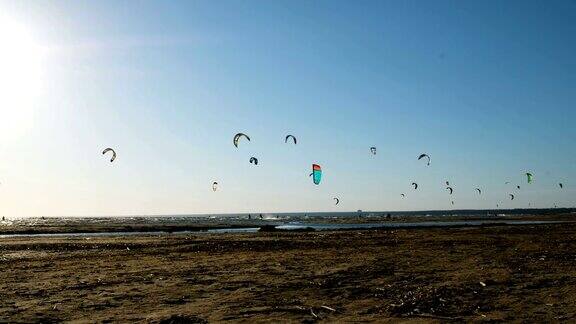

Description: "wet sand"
1 222 575 322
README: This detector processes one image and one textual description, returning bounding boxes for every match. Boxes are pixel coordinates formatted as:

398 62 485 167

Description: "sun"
0 16 44 141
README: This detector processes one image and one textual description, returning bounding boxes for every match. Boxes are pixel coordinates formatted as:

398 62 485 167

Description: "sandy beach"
1 220 575 322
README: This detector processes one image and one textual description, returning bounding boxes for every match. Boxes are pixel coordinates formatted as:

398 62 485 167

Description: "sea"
0 208 574 238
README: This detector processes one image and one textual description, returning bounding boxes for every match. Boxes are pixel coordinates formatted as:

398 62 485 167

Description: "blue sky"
0 0 574 217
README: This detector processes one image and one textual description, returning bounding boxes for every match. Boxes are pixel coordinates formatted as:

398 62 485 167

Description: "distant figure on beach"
248 214 251 220
1 216 4 221
259 214 263 219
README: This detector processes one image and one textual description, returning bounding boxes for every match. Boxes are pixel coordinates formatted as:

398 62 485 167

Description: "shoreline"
0 219 571 237
0 212 574 236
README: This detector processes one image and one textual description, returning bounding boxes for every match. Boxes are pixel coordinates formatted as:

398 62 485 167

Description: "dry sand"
1 222 575 322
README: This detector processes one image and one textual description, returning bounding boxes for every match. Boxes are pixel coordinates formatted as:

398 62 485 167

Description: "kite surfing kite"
333 197 339 205
412 182 418 190
446 181 450 186
233 133 250 148
509 194 515 200
475 188 482 194
249 157 258 165
312 164 322 185
418 153 430 166
517 185 521 190
370 147 376 155
212 182 218 192
526 172 533 183
285 135 297 144
451 201 454 205
559 183 563 189
102 148 116 162
446 187 453 195
401 193 406 198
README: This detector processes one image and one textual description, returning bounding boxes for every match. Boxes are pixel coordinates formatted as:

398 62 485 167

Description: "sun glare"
0 16 44 141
